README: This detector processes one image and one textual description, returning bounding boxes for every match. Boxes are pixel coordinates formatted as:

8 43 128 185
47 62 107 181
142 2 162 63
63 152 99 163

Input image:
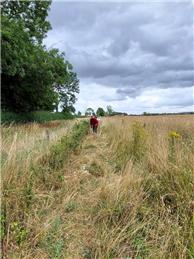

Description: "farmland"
1 115 194 258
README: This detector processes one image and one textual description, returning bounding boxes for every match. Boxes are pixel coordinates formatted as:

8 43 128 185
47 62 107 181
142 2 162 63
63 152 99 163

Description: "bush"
1 111 75 124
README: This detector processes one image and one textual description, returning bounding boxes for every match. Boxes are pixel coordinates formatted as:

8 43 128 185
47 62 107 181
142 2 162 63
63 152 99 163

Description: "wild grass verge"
86 116 194 258
1 120 89 258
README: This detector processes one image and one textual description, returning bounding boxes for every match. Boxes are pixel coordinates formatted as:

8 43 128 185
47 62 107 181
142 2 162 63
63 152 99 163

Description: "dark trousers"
92 125 98 133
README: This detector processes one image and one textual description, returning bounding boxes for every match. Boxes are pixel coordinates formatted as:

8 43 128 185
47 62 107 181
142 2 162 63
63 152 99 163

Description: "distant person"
90 114 99 133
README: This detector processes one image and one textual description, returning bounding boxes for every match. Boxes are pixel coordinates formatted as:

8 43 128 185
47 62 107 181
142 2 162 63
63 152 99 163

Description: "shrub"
1 111 75 124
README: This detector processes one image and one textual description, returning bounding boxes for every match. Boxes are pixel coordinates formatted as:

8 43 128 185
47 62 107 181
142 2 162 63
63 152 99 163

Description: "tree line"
1 0 79 115
77 106 127 117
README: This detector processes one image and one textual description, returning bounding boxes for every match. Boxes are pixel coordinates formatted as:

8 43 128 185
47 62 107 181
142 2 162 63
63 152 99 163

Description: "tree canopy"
106 105 114 116
96 107 106 117
1 0 79 113
2 0 52 43
85 108 94 116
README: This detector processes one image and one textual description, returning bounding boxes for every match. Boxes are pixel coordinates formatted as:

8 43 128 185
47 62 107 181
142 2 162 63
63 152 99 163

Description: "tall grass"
89 115 194 258
1 115 194 258
1 120 89 258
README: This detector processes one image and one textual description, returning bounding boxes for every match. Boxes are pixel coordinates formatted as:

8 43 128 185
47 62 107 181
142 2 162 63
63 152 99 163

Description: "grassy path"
29 124 116 259
61 128 115 258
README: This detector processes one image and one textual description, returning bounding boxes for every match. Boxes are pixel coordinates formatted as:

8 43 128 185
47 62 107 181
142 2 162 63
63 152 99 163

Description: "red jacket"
90 117 98 127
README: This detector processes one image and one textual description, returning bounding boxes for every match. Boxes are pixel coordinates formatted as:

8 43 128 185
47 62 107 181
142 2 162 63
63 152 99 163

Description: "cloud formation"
45 1 194 113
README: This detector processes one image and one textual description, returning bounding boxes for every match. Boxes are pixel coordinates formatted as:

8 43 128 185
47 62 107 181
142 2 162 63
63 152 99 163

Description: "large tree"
85 108 94 116
1 0 51 43
2 18 57 112
96 107 106 117
1 1 79 113
106 105 114 116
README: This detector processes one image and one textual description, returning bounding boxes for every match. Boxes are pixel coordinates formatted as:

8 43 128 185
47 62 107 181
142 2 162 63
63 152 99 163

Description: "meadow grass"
91 115 194 258
1 119 89 258
1 115 194 258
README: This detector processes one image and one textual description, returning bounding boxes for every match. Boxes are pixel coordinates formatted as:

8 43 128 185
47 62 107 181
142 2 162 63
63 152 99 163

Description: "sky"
44 0 194 114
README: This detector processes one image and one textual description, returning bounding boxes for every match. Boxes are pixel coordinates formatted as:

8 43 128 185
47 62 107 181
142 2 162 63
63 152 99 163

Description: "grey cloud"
46 1 194 106
117 87 142 98
102 95 128 102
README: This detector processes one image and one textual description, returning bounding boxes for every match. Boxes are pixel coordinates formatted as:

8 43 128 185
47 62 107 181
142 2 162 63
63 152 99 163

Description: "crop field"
1 115 194 259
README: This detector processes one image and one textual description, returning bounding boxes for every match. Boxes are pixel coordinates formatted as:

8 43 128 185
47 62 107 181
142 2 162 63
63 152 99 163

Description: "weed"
168 130 181 162
22 182 35 208
43 120 89 170
131 231 149 258
10 221 28 245
42 216 65 258
83 247 94 259
88 161 104 177
130 122 148 162
65 201 77 213
0 214 6 240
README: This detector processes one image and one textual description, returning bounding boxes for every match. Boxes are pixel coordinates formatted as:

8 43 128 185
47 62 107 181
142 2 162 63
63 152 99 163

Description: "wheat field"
1 115 194 259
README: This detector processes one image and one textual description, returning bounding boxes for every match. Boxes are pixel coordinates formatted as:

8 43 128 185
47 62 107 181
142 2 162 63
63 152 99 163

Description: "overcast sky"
44 0 194 114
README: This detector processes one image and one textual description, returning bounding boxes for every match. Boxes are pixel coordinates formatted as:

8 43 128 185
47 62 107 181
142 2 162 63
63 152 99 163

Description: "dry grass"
93 115 194 258
1 120 77 257
1 115 194 258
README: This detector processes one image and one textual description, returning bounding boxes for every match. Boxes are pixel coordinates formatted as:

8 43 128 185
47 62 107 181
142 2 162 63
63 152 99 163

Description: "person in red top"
90 114 99 133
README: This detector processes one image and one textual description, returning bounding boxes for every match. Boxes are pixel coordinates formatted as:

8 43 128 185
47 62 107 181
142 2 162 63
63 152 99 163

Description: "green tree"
1 0 52 43
106 105 114 116
44 49 79 113
143 112 149 116
85 108 94 116
1 4 55 112
96 107 106 117
57 70 79 112
77 111 82 117
1 16 51 112
1 20 57 112
1 2 79 113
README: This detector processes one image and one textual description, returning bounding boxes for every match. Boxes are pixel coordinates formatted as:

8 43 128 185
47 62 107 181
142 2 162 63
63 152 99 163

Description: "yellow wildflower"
169 131 181 139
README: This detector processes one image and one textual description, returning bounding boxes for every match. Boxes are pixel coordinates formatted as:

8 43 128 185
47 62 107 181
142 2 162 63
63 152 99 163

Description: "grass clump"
10 221 29 245
42 120 89 169
65 201 77 213
41 216 65 259
106 120 148 171
88 161 104 177
130 122 148 162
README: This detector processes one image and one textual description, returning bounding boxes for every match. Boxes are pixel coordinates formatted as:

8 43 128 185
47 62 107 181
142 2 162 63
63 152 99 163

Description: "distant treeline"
82 107 194 118
140 112 194 116
117 112 194 117
107 112 194 116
